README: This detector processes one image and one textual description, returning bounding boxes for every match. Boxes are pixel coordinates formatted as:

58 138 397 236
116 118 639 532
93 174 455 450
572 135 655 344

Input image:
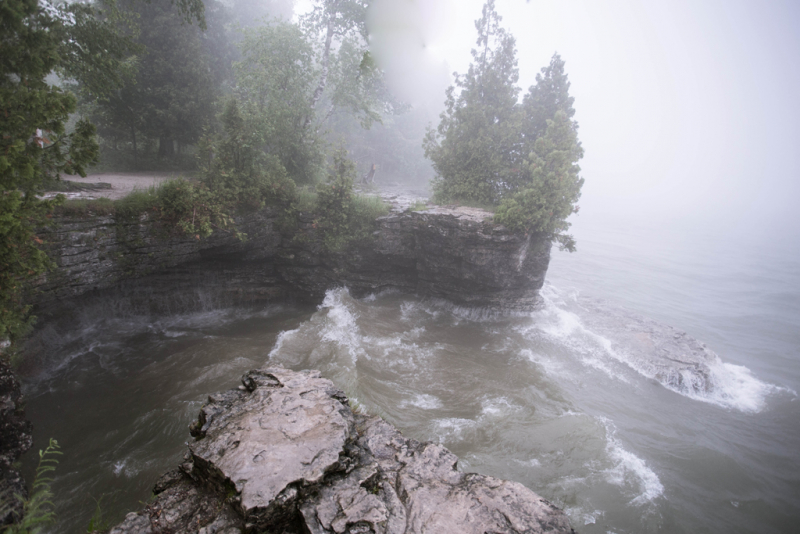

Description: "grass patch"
55 197 116 217
408 200 429 212
114 186 161 219
352 194 390 220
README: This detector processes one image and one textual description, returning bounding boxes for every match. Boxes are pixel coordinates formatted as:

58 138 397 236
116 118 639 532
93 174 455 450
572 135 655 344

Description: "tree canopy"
0 0 125 349
424 0 584 250
423 0 522 206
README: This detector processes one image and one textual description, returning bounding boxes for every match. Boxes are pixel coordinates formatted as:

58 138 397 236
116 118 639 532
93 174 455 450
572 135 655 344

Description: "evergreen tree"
494 110 584 251
423 0 523 205
522 53 577 145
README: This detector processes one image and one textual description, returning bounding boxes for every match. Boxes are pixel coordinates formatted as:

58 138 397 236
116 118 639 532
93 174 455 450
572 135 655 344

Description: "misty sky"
296 0 800 245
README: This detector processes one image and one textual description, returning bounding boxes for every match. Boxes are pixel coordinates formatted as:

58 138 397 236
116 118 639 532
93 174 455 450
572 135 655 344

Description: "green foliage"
313 151 388 251
233 21 323 184
88 0 232 165
2 438 62 534
153 179 231 239
85 495 109 533
114 186 161 219
314 151 357 250
424 1 584 250
522 54 577 143
494 111 584 251
292 187 318 214
424 0 523 206
56 197 116 218
0 0 113 351
408 200 429 212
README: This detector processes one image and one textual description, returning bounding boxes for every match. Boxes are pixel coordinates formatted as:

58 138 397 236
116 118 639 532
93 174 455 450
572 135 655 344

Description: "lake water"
21 213 800 533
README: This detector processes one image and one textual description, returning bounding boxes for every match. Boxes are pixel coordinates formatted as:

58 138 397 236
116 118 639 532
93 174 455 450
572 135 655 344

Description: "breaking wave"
529 284 787 413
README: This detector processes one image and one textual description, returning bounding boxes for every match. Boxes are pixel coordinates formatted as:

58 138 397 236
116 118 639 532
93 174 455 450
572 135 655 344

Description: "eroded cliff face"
110 367 574 534
31 204 551 318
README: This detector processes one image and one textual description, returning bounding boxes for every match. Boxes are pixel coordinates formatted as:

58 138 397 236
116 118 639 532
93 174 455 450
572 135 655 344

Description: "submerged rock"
111 367 574 534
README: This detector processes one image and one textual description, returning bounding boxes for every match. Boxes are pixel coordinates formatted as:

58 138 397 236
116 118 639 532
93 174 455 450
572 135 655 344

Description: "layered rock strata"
32 204 550 317
110 367 574 534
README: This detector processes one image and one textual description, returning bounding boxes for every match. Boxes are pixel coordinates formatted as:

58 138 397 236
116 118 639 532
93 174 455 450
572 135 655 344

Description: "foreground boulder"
111 367 574 534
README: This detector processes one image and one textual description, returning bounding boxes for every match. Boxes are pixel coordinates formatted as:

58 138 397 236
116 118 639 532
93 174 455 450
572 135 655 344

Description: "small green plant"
85 495 109 533
408 200 429 212
2 438 62 534
154 179 235 239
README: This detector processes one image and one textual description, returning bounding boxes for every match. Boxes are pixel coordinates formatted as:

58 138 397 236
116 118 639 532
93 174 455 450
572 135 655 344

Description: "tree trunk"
305 13 335 130
130 123 138 161
158 135 175 159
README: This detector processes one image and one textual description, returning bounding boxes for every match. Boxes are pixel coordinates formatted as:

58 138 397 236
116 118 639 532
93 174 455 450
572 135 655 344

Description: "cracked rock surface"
111 367 574 534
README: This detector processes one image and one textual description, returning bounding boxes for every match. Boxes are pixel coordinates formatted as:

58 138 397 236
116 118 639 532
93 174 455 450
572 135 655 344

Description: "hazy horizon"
294 0 800 249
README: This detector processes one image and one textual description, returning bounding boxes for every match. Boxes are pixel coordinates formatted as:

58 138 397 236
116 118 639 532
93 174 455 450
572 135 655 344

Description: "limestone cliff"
31 203 551 319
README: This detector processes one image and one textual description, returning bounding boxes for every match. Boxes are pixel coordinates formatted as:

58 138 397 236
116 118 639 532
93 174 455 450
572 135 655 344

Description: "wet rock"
279 208 551 311
31 202 550 321
0 358 33 527
301 418 573 534
575 297 720 394
111 367 573 534
186 368 356 532
108 470 242 534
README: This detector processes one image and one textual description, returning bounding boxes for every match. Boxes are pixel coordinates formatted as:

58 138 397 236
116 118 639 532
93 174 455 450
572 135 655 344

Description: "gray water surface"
20 219 800 534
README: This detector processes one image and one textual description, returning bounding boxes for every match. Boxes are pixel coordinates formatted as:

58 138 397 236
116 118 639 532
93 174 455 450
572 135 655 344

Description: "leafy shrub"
1 438 61 534
154 179 233 239
114 187 160 219
313 151 389 251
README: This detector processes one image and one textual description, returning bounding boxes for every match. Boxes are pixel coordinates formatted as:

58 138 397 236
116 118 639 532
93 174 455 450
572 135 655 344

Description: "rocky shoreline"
110 367 574 534
2 200 564 532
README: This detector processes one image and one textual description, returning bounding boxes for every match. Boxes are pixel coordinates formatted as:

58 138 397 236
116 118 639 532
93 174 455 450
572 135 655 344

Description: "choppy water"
20 216 800 534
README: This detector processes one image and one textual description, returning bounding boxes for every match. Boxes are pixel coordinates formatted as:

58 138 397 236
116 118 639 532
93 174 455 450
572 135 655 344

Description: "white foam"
564 508 604 526
480 397 517 417
268 327 300 359
518 348 573 382
513 458 541 468
534 285 785 413
401 393 443 410
112 459 138 478
674 360 792 413
600 419 663 506
317 288 367 365
432 418 478 443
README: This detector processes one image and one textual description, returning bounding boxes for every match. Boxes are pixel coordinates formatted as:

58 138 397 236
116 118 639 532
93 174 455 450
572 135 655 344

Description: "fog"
295 0 800 250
